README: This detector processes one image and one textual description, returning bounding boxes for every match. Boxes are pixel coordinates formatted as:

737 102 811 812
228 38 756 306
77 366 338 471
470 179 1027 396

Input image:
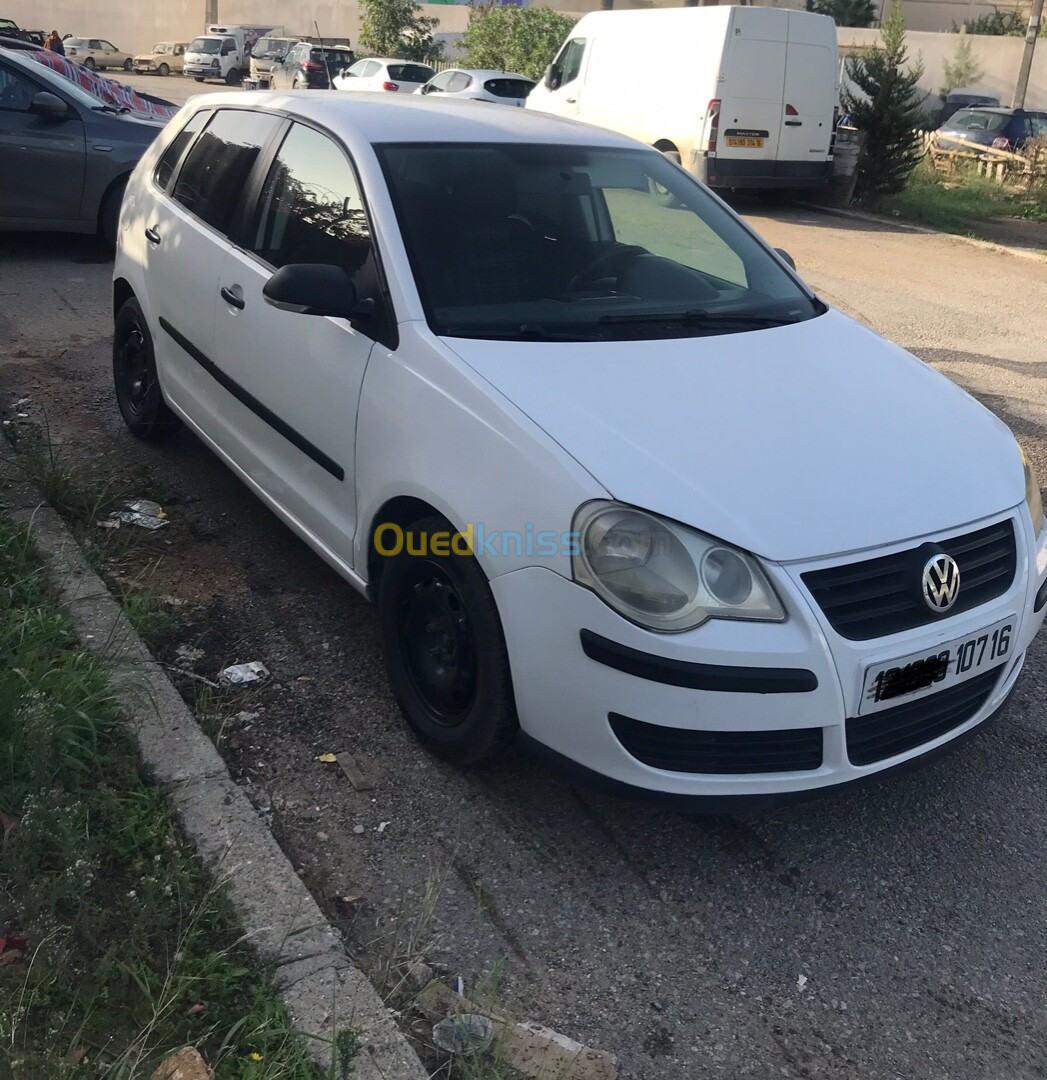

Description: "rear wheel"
194 76 204 82
123 57 133 70
379 515 518 765
649 147 684 208
157 62 170 77
83 56 96 71
113 298 182 440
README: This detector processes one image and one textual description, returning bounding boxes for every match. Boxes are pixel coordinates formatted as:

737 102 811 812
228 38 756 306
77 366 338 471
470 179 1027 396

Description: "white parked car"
416 68 535 106
64 37 133 71
112 92 1047 803
334 57 434 94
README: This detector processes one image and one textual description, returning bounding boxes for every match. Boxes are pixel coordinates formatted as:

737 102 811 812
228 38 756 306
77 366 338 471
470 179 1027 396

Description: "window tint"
558 39 585 85
173 109 280 235
0 63 40 111
425 71 454 92
250 122 371 277
100 41 116 51
387 64 434 82
155 109 208 190
88 40 101 50
484 77 534 99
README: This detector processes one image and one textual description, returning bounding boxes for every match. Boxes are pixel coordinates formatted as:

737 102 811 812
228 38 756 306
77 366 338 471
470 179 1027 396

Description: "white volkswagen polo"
112 92 1047 805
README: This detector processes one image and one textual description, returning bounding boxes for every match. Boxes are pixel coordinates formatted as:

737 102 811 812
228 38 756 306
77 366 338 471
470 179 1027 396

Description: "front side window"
554 39 585 87
377 142 821 342
446 72 472 92
100 41 116 51
0 63 40 111
155 109 208 190
172 109 280 235
250 122 371 276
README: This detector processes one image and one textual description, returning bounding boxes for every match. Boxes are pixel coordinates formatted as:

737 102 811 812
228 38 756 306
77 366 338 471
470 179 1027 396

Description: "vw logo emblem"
922 553 961 612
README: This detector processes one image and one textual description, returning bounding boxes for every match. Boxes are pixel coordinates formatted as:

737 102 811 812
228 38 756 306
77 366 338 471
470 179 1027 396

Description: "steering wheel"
566 244 645 293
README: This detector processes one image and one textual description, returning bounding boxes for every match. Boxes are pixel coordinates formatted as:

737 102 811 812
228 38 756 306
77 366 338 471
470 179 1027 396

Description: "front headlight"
1021 444 1044 536
572 502 785 633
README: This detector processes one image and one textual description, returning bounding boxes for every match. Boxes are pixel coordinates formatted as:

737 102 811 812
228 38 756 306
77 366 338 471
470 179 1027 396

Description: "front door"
530 37 586 118
213 120 380 560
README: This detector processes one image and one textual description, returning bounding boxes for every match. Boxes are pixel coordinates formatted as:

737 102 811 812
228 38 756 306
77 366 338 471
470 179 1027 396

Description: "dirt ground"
2 210 1047 1080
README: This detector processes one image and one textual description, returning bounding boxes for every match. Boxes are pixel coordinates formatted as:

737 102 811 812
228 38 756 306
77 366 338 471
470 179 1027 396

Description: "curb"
2 463 428 1080
795 202 1047 262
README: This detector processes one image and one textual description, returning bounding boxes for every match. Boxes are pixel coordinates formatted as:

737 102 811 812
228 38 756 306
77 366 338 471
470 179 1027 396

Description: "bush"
463 4 578 82
359 0 442 63
805 0 877 29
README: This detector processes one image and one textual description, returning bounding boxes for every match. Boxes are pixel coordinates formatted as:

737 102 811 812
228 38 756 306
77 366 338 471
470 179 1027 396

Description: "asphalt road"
2 205 1046 1080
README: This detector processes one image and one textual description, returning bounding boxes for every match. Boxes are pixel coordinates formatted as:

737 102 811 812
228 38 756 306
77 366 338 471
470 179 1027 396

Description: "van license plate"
725 136 764 148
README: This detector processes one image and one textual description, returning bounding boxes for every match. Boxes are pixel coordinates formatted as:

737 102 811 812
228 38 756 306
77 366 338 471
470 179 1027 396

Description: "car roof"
363 57 431 65
183 89 643 149
441 68 533 80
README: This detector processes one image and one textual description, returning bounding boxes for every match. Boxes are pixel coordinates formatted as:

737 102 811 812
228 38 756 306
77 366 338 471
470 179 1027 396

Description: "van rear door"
777 12 836 177
714 8 789 185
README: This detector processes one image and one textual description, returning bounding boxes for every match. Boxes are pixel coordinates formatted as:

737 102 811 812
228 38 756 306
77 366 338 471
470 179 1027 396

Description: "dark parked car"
0 45 171 246
935 106 1047 153
939 88 1000 125
268 42 354 89
0 18 45 45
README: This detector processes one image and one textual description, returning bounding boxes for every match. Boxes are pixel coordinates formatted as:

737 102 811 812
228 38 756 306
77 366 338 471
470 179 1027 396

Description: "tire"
224 67 241 86
83 56 96 71
123 57 133 70
157 63 169 77
649 147 684 208
379 515 518 765
98 176 127 250
292 77 303 90
113 298 182 441
194 76 204 82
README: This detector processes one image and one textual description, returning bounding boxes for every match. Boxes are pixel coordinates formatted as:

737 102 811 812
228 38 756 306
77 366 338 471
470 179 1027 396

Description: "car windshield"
387 63 434 82
189 37 221 54
376 143 821 342
153 43 171 53
948 110 1009 132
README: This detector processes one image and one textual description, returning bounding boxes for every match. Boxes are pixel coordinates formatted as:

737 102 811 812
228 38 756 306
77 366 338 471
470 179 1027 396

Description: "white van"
527 6 839 192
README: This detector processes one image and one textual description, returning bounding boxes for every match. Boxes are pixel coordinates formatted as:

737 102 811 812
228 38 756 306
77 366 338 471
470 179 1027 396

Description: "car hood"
443 309 1023 562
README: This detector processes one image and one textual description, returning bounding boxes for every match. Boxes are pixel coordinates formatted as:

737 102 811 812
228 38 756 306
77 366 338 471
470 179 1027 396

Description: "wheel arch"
653 139 680 156
97 171 132 234
112 276 135 321
365 495 457 601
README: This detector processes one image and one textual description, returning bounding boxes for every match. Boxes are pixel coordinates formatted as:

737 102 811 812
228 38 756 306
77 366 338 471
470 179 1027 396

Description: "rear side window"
154 109 207 190
249 122 371 276
172 109 281 235
484 77 534 99
387 64 434 83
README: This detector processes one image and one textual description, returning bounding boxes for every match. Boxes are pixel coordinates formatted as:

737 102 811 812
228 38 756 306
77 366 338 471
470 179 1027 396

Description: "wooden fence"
919 128 1047 188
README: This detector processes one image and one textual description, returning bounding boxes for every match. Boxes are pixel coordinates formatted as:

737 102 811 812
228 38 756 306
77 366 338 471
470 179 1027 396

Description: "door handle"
566 96 577 103
144 227 161 245
785 120 802 127
220 286 245 310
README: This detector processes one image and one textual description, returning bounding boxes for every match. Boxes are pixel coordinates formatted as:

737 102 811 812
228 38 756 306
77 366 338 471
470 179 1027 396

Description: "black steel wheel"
379 516 518 764
113 298 182 440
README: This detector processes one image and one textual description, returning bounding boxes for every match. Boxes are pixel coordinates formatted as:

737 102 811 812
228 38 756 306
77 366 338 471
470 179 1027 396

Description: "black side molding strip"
159 317 344 482
579 629 818 694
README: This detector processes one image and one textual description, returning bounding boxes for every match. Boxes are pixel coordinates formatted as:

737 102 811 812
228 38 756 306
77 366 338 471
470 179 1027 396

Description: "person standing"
46 31 65 55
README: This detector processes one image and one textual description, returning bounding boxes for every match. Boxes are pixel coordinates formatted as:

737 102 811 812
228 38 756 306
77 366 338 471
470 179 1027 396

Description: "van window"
155 109 208 190
172 109 281 235
555 38 585 87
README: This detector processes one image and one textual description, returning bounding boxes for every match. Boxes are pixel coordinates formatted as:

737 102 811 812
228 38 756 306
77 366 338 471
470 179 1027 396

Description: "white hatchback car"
333 57 435 94
112 92 1047 805
416 68 535 106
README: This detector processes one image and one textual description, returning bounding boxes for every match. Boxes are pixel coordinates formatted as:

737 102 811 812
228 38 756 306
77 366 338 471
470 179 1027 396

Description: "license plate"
725 136 764 148
859 616 1014 715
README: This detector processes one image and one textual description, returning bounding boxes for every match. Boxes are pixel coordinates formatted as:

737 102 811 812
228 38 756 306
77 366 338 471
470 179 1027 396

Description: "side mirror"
545 65 560 91
30 91 69 119
774 248 796 271
263 263 375 322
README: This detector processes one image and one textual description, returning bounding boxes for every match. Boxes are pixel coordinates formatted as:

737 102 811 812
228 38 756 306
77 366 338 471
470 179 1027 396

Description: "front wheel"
157 62 170 77
379 516 518 765
113 298 182 440
194 76 204 82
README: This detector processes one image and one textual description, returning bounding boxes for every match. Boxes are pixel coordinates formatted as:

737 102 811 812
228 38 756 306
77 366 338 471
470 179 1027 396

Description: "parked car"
528 6 839 193
416 68 535 106
935 106 1047 152
939 87 1000 125
0 17 45 45
0 45 171 245
63 37 133 71
249 34 296 85
133 42 188 77
334 58 434 93
111 91 1047 802
269 42 353 89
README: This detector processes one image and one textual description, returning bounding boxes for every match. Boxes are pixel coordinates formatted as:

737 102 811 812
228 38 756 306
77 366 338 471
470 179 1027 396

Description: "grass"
876 159 1047 234
0 514 346 1078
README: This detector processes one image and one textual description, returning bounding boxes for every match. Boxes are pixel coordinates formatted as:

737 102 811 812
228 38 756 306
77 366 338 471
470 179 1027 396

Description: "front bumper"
491 509 1047 800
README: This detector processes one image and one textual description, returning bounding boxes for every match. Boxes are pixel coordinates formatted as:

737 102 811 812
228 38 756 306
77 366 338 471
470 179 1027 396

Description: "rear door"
778 12 836 169
718 10 787 173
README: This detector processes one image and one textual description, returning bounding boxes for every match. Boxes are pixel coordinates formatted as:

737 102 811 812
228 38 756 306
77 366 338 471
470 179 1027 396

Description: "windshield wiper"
93 103 130 114
597 310 802 328
444 323 602 342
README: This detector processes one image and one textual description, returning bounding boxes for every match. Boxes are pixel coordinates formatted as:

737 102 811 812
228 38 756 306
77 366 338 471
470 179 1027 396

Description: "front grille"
609 713 822 774
846 666 1001 766
802 519 1016 641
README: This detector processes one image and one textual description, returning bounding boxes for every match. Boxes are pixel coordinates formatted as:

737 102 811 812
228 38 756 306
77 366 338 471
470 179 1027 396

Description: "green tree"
842 0 926 197
958 5 1046 36
359 0 443 62
805 0 877 29
463 3 578 81
939 27 984 96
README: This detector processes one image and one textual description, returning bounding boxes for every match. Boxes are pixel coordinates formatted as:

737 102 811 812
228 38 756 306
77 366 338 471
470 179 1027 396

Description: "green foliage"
805 0 877 29
842 0 926 197
463 4 578 81
359 0 443 62
957 5 1047 36
940 28 984 96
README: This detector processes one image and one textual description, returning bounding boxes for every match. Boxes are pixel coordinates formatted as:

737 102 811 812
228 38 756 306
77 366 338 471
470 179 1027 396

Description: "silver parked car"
0 46 169 245
415 68 535 106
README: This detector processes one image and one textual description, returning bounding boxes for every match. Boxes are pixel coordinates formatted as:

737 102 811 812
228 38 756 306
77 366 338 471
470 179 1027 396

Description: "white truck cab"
183 24 281 85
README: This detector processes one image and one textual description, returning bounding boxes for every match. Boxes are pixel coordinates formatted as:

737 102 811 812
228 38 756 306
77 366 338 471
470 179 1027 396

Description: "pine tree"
940 28 984 97
842 0 926 197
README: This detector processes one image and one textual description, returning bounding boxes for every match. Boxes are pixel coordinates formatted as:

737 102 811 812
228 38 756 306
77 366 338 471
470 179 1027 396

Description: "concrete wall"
839 27 1047 111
